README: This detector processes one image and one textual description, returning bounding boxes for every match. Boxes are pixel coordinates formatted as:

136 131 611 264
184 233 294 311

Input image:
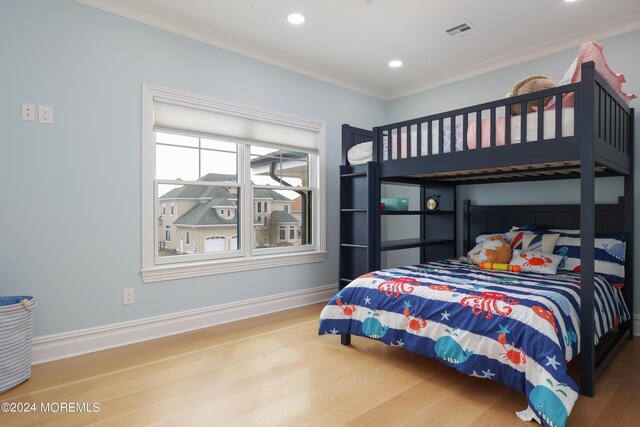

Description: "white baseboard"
32 284 337 365
634 314 640 336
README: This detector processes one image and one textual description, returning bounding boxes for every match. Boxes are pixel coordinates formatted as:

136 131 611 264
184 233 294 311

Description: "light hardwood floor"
1 303 638 426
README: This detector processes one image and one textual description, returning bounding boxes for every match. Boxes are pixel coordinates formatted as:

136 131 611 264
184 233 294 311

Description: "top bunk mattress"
348 107 575 165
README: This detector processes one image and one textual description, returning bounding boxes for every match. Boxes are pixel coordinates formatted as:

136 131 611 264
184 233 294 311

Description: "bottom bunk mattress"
318 259 629 427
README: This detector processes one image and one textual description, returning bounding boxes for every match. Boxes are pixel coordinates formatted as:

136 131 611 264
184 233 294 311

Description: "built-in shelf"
424 210 454 215
340 172 367 178
381 210 454 215
381 237 453 251
340 243 367 248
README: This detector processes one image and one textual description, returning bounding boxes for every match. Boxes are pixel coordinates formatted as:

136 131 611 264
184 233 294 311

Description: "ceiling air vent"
445 22 473 37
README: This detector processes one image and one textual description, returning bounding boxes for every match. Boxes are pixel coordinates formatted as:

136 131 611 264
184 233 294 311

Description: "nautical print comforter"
318 259 629 427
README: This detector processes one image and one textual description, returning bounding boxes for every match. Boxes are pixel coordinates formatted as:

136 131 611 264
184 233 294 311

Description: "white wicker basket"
0 296 35 394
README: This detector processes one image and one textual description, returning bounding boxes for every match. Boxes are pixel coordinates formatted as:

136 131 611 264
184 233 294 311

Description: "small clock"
426 195 440 211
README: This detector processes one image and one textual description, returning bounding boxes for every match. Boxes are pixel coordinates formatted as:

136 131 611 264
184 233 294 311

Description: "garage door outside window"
204 236 226 252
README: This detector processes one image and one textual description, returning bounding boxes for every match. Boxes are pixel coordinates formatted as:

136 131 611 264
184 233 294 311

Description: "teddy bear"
509 75 557 116
468 236 513 264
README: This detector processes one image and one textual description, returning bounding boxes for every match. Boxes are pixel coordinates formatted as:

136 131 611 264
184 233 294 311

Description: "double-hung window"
141 85 326 282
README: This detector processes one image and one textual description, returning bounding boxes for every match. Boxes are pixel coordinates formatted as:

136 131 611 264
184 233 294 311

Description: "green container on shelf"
381 197 409 211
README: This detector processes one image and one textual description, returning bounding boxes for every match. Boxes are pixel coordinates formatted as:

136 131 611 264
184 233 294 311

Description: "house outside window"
141 85 326 282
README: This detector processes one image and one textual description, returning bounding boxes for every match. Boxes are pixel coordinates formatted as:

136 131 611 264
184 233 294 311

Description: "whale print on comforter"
318 259 629 427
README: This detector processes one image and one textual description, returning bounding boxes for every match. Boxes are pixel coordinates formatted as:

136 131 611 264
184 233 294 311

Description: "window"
162 205 166 215
141 85 326 282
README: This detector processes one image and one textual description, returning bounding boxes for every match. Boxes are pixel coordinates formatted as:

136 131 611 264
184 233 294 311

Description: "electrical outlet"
38 105 53 124
123 288 135 305
22 103 35 121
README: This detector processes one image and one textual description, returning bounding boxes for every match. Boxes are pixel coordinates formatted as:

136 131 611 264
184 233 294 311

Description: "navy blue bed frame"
338 61 634 398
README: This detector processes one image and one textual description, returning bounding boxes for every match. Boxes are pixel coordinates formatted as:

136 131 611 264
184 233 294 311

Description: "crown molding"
388 13 640 100
75 0 386 99
76 1 640 102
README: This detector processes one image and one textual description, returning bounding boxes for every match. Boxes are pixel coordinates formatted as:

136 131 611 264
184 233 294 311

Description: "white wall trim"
391 14 640 100
76 0 640 101
31 284 337 365
75 0 385 99
634 314 640 336
141 250 327 283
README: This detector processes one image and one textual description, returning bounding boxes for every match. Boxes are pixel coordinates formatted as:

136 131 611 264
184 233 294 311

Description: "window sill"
141 250 327 283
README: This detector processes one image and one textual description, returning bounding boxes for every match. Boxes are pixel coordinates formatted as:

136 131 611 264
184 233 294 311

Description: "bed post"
625 108 634 339
341 124 350 166
463 200 471 254
579 61 597 397
372 126 380 163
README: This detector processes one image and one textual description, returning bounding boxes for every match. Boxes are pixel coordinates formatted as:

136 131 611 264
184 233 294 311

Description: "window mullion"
240 143 252 257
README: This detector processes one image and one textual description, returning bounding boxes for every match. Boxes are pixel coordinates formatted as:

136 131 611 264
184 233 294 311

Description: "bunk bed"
319 61 634 427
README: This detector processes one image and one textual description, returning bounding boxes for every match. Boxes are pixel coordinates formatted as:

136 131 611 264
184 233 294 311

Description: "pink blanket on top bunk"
465 107 574 149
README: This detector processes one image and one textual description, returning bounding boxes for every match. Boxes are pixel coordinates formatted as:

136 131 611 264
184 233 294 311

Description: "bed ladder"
339 161 380 345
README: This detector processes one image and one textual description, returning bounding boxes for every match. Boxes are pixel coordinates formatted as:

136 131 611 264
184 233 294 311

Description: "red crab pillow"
510 249 563 274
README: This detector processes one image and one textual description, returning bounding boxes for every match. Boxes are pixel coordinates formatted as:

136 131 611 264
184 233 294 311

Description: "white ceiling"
78 0 640 100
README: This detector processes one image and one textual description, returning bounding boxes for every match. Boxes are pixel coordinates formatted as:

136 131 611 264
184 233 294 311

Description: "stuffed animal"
510 75 557 116
468 236 513 264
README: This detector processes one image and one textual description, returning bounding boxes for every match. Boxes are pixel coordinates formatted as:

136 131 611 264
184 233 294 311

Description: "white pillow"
510 250 563 275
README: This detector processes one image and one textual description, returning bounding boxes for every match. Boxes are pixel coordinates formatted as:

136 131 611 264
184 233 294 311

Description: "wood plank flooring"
1 302 638 426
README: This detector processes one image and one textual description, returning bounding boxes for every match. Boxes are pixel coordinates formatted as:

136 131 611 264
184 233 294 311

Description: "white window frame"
141 84 326 283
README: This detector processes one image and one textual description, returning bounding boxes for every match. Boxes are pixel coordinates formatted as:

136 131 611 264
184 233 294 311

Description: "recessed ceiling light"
287 13 305 25
388 60 403 68
564 0 579 2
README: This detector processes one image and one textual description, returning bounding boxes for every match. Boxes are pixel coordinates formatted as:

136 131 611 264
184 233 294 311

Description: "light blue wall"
387 31 640 315
0 0 386 336
2 0 638 338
